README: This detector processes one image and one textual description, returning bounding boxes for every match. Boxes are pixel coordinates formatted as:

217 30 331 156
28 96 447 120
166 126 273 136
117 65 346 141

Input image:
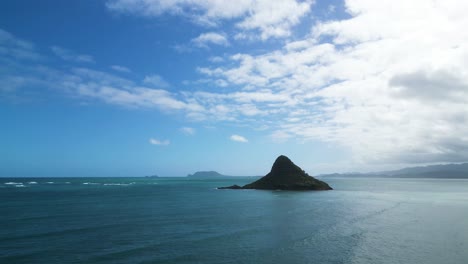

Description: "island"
187 171 228 178
319 162 468 179
218 155 332 191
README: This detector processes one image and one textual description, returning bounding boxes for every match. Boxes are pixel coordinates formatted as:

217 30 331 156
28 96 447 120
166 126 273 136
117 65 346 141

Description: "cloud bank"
194 0 468 165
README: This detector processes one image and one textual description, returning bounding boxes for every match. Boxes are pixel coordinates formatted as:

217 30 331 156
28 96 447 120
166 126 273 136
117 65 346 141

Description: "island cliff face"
219 155 332 191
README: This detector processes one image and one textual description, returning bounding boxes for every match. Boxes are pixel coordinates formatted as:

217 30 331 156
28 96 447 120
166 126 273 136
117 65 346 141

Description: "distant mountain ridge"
187 171 228 178
320 163 468 179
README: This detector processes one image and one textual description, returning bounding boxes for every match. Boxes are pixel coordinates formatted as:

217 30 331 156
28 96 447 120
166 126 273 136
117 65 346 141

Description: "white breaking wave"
104 182 136 186
28 181 38 184
5 182 22 185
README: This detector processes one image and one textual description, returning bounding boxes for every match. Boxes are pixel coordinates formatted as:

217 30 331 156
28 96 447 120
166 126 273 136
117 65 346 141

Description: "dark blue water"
1 177 467 264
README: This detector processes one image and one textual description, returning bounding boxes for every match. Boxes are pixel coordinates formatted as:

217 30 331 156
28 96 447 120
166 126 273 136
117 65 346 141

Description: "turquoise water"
1 177 468 264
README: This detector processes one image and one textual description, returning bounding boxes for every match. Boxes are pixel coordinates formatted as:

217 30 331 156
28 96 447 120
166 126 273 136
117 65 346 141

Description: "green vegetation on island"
218 155 332 191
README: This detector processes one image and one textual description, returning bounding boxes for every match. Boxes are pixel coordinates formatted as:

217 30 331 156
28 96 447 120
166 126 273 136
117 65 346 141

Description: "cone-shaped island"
218 155 332 191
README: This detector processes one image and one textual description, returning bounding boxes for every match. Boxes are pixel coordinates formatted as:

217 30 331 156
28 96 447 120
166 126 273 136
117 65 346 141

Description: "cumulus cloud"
149 138 170 146
192 32 229 48
106 0 313 40
235 0 312 40
50 46 94 63
230 134 248 143
196 0 468 165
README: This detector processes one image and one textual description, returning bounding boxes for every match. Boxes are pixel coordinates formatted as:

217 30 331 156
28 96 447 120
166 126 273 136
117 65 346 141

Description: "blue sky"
1 0 468 177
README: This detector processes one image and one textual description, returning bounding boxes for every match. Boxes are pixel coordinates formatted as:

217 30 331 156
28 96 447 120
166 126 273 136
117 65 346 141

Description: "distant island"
187 171 229 178
219 155 332 191
145 175 159 178
320 163 468 179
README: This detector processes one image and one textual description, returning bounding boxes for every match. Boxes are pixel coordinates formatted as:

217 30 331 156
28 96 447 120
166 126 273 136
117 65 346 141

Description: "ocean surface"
1 177 467 264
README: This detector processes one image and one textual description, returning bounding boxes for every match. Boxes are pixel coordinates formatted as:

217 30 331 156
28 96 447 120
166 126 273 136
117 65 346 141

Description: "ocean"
1 177 467 264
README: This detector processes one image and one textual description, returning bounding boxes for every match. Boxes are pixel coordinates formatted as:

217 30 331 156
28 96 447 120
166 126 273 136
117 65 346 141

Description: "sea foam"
5 182 22 185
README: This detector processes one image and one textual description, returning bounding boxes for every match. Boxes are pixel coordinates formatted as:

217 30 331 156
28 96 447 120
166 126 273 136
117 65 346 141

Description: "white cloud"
50 46 94 63
4 0 468 168
0 28 41 60
235 0 312 40
195 0 468 165
106 0 313 40
192 32 229 48
72 72 201 113
389 69 468 103
76 83 203 112
270 130 292 143
143 74 170 88
208 56 224 63
230 134 248 143
149 138 170 146
110 65 131 73
180 127 195 135
0 32 205 117
172 44 193 53
72 67 134 87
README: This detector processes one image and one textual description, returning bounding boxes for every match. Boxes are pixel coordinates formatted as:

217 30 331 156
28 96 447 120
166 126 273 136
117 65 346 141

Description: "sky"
1 0 468 177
